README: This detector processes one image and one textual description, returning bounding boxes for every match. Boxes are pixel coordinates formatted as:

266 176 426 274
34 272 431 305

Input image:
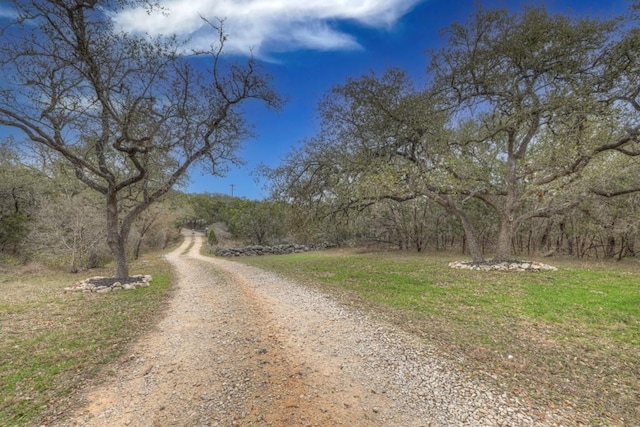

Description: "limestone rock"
448 260 558 272
65 274 153 293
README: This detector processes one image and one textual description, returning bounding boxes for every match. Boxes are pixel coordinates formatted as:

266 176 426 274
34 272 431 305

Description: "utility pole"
230 184 235 197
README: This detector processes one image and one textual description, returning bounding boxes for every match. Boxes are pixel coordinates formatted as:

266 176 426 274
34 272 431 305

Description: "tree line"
4 155 638 269
263 4 640 262
0 143 181 271
3 2 640 274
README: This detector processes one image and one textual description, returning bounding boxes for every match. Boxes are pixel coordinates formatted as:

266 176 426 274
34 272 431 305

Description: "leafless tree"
0 0 281 277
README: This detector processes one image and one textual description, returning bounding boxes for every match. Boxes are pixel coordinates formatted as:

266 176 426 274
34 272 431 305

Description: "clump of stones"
449 260 558 272
214 243 336 257
65 275 153 293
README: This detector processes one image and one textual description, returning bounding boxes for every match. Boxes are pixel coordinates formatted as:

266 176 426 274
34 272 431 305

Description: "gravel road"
63 234 585 426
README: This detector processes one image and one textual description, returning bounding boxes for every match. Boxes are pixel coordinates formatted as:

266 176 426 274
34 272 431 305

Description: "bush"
208 229 218 246
0 212 30 253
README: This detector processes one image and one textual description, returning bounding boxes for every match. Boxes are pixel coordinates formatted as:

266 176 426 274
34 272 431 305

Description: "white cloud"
112 0 423 57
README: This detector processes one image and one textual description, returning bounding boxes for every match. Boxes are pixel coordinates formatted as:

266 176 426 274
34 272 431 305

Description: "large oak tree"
268 6 639 262
0 0 280 277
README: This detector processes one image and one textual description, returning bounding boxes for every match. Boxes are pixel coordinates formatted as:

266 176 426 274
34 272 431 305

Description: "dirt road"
63 234 577 426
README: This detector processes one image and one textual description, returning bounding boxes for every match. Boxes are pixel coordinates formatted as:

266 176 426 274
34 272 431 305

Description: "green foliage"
0 143 44 254
265 4 640 262
208 228 218 245
234 200 286 245
176 193 289 245
0 212 30 251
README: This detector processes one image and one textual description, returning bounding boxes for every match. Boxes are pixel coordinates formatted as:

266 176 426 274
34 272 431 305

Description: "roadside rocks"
214 243 337 257
449 260 558 272
64 275 153 293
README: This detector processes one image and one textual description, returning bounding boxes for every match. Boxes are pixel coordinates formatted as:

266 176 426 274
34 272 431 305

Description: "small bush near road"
0 256 174 426
238 249 640 426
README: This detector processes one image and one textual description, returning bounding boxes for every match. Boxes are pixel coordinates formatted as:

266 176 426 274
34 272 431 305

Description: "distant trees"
266 5 640 261
370 198 441 252
0 0 280 277
131 200 179 260
179 193 231 231
29 167 108 272
0 143 180 271
225 200 286 245
0 142 42 254
178 193 287 246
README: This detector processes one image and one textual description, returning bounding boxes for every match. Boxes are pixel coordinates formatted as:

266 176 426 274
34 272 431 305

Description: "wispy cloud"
0 4 17 20
112 0 424 57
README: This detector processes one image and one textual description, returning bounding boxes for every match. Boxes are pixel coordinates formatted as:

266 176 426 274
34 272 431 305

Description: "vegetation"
0 144 182 271
207 228 218 246
0 255 174 426
0 0 280 278
178 193 287 246
238 249 640 424
1 2 640 423
0 142 43 255
265 5 640 262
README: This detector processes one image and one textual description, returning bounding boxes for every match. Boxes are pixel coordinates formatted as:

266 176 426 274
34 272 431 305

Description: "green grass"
239 251 639 342
0 255 175 426
237 249 640 425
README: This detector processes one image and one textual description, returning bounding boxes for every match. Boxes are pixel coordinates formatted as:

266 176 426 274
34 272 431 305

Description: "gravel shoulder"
63 234 584 426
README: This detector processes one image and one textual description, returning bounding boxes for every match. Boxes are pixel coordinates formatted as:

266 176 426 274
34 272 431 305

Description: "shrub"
208 229 218 246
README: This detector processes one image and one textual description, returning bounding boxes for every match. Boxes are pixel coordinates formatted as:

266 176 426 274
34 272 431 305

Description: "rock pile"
214 243 337 257
215 244 309 257
64 274 153 293
448 260 558 272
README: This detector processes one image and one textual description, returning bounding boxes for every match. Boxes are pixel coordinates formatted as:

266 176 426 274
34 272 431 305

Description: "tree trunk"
106 191 130 279
431 194 484 262
134 237 143 260
112 238 129 278
494 215 514 261
493 134 520 262
457 210 484 262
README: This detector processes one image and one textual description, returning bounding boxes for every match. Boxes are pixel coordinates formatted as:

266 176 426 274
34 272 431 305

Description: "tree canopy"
267 5 640 261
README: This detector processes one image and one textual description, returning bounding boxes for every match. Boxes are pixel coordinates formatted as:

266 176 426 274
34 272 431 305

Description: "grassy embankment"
0 253 175 427
237 249 640 425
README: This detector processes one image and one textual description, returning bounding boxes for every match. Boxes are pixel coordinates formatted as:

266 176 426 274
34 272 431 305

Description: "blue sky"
1 0 631 199
168 0 629 199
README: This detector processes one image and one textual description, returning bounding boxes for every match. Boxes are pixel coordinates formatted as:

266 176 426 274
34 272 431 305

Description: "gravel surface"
62 234 586 426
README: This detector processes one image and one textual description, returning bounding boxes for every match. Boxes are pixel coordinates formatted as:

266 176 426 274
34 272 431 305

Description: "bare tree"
0 0 281 277
32 185 108 272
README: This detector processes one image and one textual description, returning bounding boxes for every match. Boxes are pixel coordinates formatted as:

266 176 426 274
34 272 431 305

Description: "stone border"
214 243 337 257
448 261 558 272
64 275 153 293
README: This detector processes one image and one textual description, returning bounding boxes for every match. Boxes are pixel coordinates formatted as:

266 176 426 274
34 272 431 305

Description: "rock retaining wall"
214 243 337 257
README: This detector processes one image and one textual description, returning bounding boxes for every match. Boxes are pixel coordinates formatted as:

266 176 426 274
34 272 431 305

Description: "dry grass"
0 254 175 426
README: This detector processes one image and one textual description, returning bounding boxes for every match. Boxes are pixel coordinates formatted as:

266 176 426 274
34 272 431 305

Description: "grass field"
0 254 174 426
2 245 638 426
237 249 640 426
